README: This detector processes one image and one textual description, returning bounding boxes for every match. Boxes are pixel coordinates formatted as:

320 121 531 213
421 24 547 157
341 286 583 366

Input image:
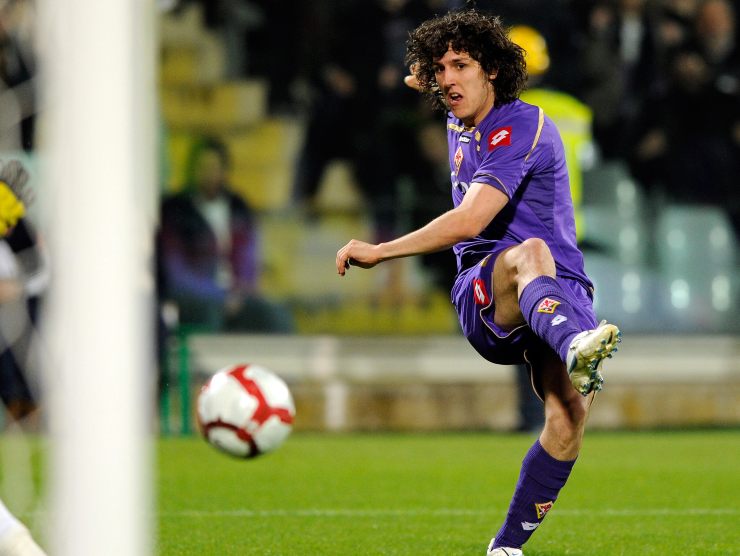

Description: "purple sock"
493 440 576 549
519 275 582 362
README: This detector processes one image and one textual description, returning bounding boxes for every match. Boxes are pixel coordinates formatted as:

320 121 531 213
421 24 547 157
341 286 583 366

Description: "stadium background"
152 0 739 434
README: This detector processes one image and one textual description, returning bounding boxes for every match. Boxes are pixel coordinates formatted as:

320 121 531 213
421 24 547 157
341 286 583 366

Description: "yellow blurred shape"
510 25 550 76
160 80 268 132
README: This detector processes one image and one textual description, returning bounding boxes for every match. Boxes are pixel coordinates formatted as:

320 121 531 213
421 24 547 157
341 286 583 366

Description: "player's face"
433 48 495 127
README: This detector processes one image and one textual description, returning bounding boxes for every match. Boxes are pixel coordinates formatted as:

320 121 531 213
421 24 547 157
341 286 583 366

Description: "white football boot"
566 320 621 395
486 543 523 556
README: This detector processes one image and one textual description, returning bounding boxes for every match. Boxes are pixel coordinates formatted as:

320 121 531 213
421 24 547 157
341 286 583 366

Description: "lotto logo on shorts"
473 278 490 305
487 126 512 151
535 501 554 519
537 298 560 314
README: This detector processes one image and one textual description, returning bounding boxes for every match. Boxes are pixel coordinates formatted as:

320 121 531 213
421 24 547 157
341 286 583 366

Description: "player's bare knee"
520 238 553 265
515 238 556 281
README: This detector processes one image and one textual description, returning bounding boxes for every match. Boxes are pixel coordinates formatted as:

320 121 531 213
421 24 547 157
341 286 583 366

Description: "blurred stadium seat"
654 205 739 333
226 118 303 210
583 253 665 333
582 160 649 265
655 205 737 270
160 80 268 132
582 160 644 209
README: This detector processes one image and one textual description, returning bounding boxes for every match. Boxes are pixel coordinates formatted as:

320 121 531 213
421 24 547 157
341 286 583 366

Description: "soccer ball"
196 363 295 458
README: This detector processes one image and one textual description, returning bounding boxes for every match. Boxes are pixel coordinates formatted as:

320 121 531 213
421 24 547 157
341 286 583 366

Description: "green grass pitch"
157 430 739 555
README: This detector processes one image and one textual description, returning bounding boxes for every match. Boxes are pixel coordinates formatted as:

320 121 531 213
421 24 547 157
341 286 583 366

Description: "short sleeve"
472 107 544 198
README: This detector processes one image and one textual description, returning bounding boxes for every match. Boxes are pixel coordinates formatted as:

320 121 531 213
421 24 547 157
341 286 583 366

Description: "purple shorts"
451 252 598 366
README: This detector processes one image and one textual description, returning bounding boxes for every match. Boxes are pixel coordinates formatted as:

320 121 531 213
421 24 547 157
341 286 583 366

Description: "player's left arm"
336 183 507 275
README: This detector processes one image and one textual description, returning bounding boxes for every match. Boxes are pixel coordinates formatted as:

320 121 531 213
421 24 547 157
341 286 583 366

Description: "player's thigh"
452 255 536 366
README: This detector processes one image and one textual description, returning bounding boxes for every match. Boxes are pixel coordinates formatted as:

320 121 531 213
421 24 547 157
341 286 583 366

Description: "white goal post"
38 1 157 554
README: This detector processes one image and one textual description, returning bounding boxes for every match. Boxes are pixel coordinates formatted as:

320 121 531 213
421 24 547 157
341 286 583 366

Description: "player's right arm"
336 182 508 275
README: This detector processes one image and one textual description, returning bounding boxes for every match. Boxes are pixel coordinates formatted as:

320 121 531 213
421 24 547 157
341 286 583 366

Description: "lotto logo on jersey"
537 298 560 313
472 278 490 305
487 126 512 151
454 145 464 175
535 501 554 519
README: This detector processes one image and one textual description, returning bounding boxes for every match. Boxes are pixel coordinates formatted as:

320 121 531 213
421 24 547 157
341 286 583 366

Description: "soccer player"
335 9 620 555
0 160 46 556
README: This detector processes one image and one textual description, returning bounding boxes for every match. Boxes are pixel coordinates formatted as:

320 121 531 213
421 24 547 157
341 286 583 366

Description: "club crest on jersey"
487 126 512 151
537 298 560 314
535 501 554 519
473 278 490 305
454 145 464 175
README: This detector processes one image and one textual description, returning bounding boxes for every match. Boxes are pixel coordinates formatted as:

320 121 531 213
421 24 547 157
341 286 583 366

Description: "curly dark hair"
405 9 527 110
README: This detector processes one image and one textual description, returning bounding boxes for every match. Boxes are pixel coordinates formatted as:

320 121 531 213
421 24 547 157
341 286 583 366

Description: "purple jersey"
447 99 592 289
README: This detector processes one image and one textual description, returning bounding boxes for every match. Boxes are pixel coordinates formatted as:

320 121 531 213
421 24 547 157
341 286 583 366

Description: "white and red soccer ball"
197 363 295 458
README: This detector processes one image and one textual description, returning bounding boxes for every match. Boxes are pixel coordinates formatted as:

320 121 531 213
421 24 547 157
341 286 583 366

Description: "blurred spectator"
292 1 444 305
628 1 740 236
357 1 446 304
0 0 37 151
246 0 310 114
691 0 740 88
157 136 295 332
0 219 46 426
291 0 387 213
655 0 700 54
472 0 583 94
183 0 265 79
360 0 437 240
0 159 46 552
575 0 661 160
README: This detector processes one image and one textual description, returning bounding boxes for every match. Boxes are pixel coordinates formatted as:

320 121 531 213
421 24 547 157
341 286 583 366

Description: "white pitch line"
160 508 738 518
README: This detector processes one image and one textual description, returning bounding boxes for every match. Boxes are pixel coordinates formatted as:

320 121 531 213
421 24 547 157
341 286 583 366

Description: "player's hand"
403 62 422 91
0 160 30 237
336 239 382 276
